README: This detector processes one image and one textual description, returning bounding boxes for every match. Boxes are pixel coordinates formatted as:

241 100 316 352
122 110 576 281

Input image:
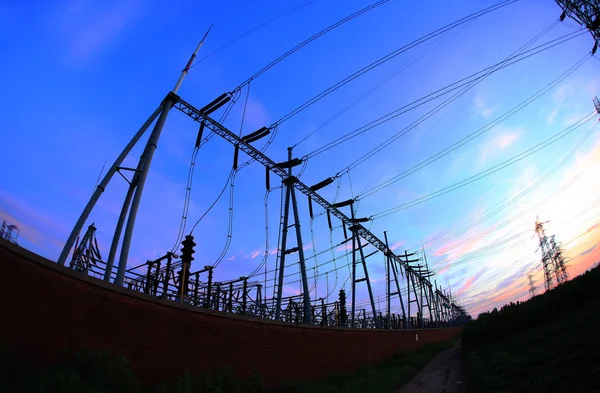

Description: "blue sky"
1 0 600 317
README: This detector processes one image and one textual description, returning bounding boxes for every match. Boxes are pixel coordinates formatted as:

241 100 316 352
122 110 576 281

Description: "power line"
190 0 321 68
369 113 596 219
304 20 571 160
323 34 589 175
421 121 599 256
234 0 392 92
272 0 518 128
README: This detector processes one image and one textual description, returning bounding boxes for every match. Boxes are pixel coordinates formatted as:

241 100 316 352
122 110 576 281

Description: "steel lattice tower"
535 218 570 290
535 218 555 290
527 272 538 297
556 0 600 49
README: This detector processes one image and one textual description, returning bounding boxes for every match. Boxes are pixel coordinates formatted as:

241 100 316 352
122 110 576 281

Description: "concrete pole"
115 99 174 285
58 105 164 266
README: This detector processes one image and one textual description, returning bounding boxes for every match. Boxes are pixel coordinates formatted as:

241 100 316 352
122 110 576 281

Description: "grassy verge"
462 265 600 393
0 339 455 393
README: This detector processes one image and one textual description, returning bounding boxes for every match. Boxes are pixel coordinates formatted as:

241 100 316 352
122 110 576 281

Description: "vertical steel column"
274 153 292 321
351 224 357 328
406 269 411 328
58 105 164 266
115 98 175 285
288 153 312 323
104 162 140 281
384 231 391 329
349 204 378 328
410 273 421 327
390 259 407 328
385 232 406 328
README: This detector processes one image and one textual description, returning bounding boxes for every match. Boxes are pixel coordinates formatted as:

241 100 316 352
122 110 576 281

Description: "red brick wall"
0 240 461 387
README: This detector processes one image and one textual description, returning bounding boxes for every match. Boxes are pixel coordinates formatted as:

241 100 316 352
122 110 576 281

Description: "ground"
396 341 465 393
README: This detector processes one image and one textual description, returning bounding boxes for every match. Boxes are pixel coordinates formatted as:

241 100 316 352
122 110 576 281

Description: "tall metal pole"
389 257 406 328
173 26 212 95
58 105 164 266
116 98 175 285
384 231 391 329
274 187 291 320
103 183 136 281
351 224 357 328
288 151 312 323
355 229 378 329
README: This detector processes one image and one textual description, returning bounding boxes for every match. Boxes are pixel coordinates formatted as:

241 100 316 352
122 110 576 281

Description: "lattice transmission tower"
535 217 569 291
527 272 538 297
556 0 600 52
0 219 19 244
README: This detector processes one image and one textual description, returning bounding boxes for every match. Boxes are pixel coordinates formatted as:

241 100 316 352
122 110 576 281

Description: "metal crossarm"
172 93 426 280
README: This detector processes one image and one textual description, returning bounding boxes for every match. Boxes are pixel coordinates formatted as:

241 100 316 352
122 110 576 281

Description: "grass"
462 264 600 393
0 339 455 393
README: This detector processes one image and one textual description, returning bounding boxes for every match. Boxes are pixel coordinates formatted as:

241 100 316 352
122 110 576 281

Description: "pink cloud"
390 240 404 251
335 243 353 253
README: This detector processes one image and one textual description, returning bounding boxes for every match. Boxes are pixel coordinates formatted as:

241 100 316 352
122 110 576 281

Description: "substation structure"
57 89 469 330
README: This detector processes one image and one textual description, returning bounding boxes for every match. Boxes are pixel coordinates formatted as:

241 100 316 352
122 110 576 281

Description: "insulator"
200 92 229 114
327 211 332 230
266 167 270 190
206 95 231 116
233 146 239 169
332 199 354 208
242 126 270 143
593 42 598 56
309 177 334 191
308 197 313 218
342 223 348 239
195 121 205 148
181 235 196 264
559 11 566 21
276 157 303 169
352 217 369 223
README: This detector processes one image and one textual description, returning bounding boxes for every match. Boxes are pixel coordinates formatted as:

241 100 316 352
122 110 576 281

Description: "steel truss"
171 91 468 325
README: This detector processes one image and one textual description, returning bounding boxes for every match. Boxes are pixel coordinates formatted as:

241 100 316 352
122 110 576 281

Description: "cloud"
547 108 559 126
54 0 142 68
575 243 598 258
242 98 271 132
583 222 600 237
456 269 485 296
479 128 522 164
472 95 496 119
390 240 404 251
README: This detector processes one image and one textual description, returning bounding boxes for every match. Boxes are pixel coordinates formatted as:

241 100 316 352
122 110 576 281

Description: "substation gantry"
56 36 469 329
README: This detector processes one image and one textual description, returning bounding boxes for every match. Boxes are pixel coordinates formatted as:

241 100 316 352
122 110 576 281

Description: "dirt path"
396 344 466 393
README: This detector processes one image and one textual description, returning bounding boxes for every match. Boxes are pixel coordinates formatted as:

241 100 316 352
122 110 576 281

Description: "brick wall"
0 240 461 388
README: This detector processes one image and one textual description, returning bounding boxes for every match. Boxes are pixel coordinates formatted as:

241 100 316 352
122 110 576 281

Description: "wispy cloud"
456 269 485 296
472 95 496 119
547 108 559 126
53 0 142 68
479 127 522 164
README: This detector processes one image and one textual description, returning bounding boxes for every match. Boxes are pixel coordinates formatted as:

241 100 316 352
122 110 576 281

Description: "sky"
1 0 599 318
